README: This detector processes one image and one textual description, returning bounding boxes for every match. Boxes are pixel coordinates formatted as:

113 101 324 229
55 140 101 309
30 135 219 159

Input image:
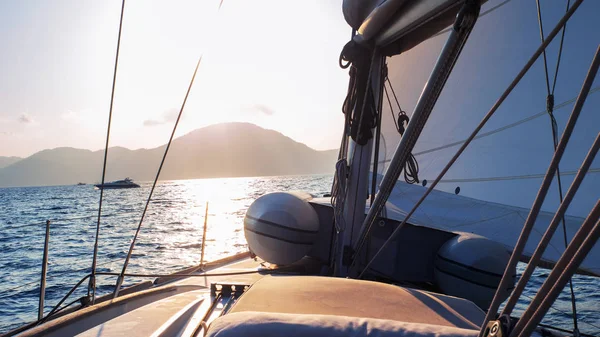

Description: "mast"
334 49 384 276
347 0 481 277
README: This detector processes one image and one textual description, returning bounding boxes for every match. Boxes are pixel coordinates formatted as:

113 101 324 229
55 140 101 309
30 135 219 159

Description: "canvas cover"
384 182 598 276
342 0 467 52
207 312 479 337
229 276 484 329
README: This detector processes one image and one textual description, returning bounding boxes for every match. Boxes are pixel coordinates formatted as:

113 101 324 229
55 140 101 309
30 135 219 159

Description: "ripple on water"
0 175 598 335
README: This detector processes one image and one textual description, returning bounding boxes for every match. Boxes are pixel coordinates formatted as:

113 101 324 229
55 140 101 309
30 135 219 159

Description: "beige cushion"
229 276 484 330
207 311 479 337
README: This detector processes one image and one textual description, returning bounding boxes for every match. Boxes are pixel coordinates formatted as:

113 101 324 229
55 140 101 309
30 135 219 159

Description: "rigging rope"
111 0 225 299
335 39 380 274
383 74 420 184
534 0 578 333
332 38 357 225
89 0 126 304
331 159 348 234
112 54 204 299
0 257 124 300
331 37 355 273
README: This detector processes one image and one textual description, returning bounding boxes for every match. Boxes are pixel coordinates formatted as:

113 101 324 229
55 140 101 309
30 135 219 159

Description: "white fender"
244 192 320 265
434 233 515 309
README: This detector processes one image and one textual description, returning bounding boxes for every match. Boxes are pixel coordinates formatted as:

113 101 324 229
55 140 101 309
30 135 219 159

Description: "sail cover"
342 0 386 30
383 182 599 277
342 0 482 54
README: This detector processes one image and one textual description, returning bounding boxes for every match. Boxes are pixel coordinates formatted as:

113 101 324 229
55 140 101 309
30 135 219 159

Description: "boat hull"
94 184 140 189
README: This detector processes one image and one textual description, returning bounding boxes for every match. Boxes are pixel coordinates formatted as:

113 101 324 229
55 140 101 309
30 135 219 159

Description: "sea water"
0 175 598 334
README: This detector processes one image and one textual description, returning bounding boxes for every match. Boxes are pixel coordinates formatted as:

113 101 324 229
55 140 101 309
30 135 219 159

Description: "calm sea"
0 175 598 334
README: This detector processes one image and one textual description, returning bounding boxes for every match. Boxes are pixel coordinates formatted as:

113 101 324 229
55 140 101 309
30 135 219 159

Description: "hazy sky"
0 0 350 157
0 0 598 214
1 0 597 159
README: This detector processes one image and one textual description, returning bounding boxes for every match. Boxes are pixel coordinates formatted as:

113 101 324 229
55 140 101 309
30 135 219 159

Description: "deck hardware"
483 315 515 337
210 283 249 298
484 321 504 337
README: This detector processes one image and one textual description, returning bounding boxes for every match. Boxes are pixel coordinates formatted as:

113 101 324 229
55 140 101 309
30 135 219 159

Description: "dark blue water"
0 175 598 334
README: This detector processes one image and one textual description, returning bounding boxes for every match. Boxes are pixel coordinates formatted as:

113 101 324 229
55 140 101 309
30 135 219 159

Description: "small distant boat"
76 182 86 186
94 177 140 189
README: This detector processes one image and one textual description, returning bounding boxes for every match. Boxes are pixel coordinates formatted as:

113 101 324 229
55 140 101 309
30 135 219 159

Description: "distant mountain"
0 156 21 169
0 123 338 187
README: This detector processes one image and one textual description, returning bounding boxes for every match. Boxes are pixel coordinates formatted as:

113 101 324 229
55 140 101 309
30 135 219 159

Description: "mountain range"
0 156 21 169
0 123 338 187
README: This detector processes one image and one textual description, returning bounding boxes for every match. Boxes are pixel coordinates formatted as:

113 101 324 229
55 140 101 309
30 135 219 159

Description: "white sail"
355 0 600 277
372 1 600 205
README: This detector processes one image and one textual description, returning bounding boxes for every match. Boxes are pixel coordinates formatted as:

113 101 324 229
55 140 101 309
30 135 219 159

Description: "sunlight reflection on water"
0 174 598 335
0 174 333 332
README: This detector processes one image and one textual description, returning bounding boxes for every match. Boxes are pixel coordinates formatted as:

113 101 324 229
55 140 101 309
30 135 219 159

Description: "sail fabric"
369 0 600 264
382 181 600 277
350 0 600 280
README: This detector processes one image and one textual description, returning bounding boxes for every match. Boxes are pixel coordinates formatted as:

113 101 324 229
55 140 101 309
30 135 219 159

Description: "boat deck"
17 253 489 337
